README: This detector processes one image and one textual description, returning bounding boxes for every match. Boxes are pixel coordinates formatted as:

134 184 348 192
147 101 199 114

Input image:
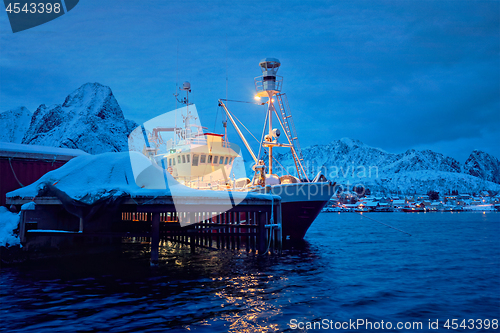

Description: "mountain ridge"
274 138 500 194
0 106 32 144
1 84 498 194
1 83 137 155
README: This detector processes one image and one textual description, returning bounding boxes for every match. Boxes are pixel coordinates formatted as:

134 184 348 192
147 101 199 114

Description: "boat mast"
174 81 192 142
254 58 282 175
267 91 275 174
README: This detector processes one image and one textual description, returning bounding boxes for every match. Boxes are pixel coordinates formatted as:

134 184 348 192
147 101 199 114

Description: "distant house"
470 198 485 206
444 195 457 200
343 203 361 210
430 202 444 211
422 201 433 208
446 198 458 205
392 199 407 209
376 203 393 212
364 201 379 211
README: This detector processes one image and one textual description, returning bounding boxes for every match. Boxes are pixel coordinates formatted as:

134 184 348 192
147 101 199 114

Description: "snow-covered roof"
0 142 88 161
7 152 273 207
343 204 359 208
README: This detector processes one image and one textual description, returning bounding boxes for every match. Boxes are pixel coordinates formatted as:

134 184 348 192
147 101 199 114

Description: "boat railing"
185 136 232 148
254 75 283 94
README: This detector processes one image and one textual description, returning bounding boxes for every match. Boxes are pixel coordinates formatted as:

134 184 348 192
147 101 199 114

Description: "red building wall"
0 158 67 207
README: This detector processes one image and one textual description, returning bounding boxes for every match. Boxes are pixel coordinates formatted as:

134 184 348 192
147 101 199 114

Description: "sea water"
1 212 499 332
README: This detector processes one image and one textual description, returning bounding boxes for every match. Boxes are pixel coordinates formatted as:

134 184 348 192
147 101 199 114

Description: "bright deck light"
254 95 261 100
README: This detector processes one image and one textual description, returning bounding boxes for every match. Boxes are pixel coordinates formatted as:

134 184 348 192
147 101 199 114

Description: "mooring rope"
8 158 24 187
356 212 412 236
259 194 275 255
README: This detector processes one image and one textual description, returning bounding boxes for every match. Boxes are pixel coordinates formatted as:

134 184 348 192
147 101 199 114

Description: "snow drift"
0 207 20 247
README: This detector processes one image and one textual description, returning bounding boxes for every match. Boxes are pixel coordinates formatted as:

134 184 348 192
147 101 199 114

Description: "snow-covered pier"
5 152 282 263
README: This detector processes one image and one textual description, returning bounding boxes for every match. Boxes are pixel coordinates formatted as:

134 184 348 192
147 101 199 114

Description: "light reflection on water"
1 212 499 332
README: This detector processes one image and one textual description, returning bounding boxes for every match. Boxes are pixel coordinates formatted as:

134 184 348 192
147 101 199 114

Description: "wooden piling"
258 211 267 254
151 212 160 266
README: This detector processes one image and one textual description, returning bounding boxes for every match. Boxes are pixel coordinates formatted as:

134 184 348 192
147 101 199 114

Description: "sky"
1 0 499 163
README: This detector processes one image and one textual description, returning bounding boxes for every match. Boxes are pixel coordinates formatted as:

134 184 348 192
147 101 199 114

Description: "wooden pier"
7 193 282 264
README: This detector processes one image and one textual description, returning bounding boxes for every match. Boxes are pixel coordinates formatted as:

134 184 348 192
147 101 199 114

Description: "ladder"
276 93 308 180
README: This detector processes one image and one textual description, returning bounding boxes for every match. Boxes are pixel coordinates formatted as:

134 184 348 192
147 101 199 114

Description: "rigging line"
226 108 260 144
257 110 269 162
225 34 228 103
213 106 219 133
356 212 412 236
271 155 289 175
219 98 264 105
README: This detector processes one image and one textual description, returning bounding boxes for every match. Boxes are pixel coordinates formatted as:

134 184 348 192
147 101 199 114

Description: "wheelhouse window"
182 155 186 163
177 155 181 163
228 157 233 164
169 158 172 166
224 157 228 164
213 156 219 164
192 154 199 166
173 158 176 166
200 154 206 163
208 155 213 164
186 154 190 163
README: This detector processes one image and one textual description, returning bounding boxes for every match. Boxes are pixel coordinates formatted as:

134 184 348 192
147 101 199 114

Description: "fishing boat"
402 203 426 212
138 58 335 239
141 87 241 190
218 58 336 239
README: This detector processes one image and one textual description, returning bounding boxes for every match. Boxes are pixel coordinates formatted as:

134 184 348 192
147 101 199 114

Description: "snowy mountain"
272 138 500 194
19 83 137 154
0 107 32 143
3 84 498 195
464 150 500 184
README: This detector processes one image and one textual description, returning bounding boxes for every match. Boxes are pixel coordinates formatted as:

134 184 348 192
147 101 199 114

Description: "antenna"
225 34 228 102
174 40 179 145
225 35 229 141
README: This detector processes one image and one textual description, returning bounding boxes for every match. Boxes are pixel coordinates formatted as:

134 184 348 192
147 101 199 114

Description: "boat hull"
254 182 335 240
281 199 329 239
402 208 425 212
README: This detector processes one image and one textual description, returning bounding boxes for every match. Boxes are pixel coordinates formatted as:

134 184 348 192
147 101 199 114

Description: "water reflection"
2 213 498 332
